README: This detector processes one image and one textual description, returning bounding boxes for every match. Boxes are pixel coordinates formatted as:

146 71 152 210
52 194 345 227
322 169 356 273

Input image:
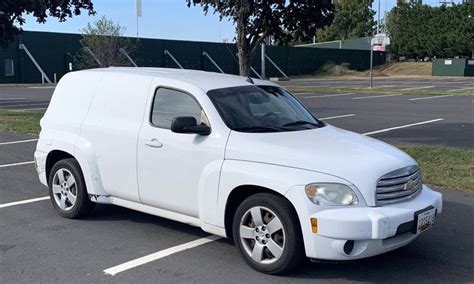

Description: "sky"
21 0 465 43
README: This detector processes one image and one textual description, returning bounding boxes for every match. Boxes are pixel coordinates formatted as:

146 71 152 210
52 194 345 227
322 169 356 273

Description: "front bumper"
286 185 442 260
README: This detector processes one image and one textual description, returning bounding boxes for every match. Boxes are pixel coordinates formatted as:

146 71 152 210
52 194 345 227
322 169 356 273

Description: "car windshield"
207 85 324 133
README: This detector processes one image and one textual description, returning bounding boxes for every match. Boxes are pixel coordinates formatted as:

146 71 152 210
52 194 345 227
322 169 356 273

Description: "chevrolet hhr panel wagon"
35 68 442 274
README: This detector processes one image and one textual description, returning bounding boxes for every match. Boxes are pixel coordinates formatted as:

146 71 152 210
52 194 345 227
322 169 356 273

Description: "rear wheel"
232 193 304 275
48 158 95 218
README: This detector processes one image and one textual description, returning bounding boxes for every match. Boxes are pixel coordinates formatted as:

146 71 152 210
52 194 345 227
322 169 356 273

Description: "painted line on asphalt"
320 114 355 120
402 86 434 91
0 161 35 168
372 85 397 89
409 95 455 101
363 118 444 136
0 102 49 108
0 98 27 101
13 108 48 112
104 235 222 276
28 86 56 89
353 93 404 100
0 196 50 209
447 87 474 92
0 139 38 146
303 93 354 98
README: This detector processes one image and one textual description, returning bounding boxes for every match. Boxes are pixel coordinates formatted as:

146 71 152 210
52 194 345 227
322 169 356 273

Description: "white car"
35 68 442 274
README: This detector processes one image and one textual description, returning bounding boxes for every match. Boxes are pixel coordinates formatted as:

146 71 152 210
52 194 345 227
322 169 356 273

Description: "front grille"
376 165 422 205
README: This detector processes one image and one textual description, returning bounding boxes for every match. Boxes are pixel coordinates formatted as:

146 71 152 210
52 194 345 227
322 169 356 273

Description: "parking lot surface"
0 78 473 282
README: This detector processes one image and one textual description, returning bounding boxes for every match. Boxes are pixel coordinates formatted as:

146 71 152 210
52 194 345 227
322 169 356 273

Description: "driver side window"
151 88 209 129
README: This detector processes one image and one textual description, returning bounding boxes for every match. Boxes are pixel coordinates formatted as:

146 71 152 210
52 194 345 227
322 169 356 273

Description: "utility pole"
136 0 142 38
377 0 381 34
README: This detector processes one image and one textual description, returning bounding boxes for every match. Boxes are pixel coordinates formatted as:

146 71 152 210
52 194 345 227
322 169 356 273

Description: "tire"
232 193 304 275
48 158 95 219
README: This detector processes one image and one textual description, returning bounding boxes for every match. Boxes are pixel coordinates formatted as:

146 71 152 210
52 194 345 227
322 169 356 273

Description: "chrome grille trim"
376 166 422 205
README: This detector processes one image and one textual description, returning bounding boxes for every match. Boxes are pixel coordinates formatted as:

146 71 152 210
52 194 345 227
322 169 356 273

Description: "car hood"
225 125 416 206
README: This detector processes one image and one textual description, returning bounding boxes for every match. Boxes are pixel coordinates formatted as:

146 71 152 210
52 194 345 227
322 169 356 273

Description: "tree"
386 1 473 59
0 0 95 47
187 0 334 76
75 16 137 69
316 0 376 42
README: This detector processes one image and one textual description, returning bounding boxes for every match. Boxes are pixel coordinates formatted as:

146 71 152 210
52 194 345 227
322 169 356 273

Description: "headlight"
305 183 359 206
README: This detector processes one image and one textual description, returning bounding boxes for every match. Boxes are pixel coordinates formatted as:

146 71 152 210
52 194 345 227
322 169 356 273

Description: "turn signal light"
310 218 318 233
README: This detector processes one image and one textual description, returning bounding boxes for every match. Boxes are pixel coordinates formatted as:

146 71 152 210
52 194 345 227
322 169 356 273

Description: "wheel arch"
224 184 301 240
45 149 76 185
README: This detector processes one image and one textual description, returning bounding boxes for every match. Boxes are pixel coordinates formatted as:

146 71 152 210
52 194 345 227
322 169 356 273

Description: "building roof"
83 67 277 92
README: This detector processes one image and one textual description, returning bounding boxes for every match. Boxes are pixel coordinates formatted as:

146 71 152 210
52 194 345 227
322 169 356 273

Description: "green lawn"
398 144 473 192
0 109 44 135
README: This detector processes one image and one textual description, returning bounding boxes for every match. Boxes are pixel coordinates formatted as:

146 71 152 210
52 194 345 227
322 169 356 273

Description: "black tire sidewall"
232 193 304 275
48 158 92 219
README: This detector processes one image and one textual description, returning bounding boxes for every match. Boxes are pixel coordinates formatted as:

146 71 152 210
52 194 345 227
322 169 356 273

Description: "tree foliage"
75 16 137 69
0 0 95 47
187 0 334 76
316 0 376 42
386 2 473 59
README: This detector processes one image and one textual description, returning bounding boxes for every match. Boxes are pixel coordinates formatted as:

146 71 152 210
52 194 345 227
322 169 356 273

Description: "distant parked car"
34 68 442 274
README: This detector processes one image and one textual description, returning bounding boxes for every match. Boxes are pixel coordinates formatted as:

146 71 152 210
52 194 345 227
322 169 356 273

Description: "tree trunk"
236 1 251 76
237 42 251 76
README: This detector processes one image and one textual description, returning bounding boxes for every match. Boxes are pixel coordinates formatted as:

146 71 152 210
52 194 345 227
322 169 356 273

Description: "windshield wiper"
233 126 284 133
281 120 319 128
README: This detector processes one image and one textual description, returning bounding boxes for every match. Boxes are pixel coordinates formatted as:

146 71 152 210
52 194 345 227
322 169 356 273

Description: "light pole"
377 0 381 34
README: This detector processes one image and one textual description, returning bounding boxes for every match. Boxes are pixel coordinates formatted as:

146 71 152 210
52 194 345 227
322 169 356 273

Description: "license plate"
415 207 436 234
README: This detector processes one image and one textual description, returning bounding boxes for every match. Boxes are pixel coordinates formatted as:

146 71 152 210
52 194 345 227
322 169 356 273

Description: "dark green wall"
0 31 386 84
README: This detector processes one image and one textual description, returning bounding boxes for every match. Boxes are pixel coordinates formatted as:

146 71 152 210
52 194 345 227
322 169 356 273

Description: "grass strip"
0 109 43 135
398 144 473 192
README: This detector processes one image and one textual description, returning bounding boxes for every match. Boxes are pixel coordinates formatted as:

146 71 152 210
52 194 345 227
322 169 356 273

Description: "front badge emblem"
405 180 416 191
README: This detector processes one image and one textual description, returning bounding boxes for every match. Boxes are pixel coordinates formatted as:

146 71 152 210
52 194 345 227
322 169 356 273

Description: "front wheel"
232 193 304 275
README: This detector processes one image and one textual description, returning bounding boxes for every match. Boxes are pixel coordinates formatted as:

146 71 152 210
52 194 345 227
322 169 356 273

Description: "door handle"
144 138 163 148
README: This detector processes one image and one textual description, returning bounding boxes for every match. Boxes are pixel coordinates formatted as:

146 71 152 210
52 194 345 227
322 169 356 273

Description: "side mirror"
171 116 211 136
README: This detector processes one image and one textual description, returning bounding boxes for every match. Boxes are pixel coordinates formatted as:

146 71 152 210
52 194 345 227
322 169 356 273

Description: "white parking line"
0 139 38 146
320 114 355 120
402 86 434 91
363 118 444 136
0 103 49 108
0 98 27 101
0 196 50 209
28 86 56 89
447 87 474 92
104 235 222 276
13 108 48 112
353 94 404 100
409 95 455 101
0 161 35 168
303 93 354 99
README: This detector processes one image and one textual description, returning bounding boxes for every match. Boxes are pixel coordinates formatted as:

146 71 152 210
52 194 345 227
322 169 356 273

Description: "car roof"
81 67 280 92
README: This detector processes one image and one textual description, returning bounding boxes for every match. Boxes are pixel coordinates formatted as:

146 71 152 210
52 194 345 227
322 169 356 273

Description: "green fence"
432 58 474 77
0 31 386 84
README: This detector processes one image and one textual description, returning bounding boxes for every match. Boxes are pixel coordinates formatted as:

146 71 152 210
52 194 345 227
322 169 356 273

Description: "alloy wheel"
239 206 285 265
